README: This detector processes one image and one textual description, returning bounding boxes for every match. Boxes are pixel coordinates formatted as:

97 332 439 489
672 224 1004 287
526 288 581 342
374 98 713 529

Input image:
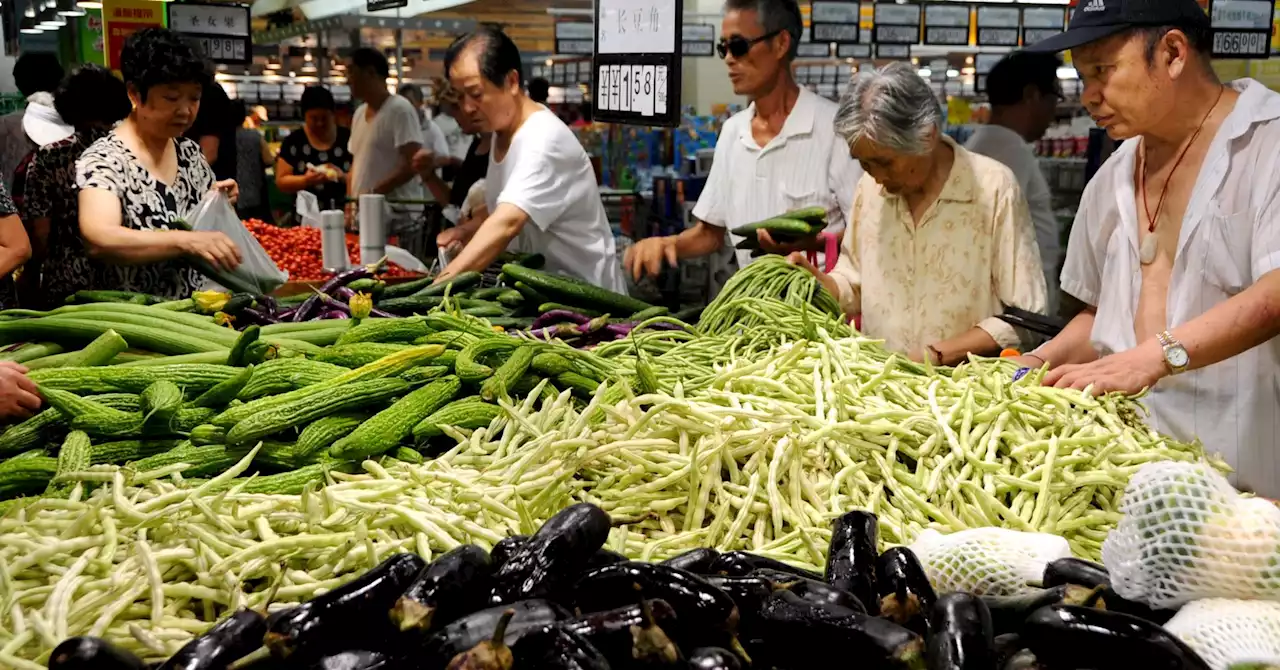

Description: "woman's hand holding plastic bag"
178 189 288 294
180 231 242 272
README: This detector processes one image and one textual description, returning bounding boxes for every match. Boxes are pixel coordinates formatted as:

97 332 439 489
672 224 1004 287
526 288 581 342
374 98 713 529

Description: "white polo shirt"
1061 78 1280 497
692 87 862 269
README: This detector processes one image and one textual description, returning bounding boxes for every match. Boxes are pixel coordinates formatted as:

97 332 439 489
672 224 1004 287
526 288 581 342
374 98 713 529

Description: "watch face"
1167 346 1190 368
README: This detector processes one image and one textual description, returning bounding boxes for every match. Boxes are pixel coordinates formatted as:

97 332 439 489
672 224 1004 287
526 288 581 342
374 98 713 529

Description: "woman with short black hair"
76 27 240 299
19 64 131 307
275 85 352 212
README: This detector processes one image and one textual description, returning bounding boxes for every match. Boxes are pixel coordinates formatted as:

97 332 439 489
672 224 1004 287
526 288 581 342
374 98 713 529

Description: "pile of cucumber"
45 505 1212 670
730 207 829 255
0 307 636 505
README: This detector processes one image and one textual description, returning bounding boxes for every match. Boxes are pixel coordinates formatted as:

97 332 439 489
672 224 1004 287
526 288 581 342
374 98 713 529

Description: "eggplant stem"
491 609 516 645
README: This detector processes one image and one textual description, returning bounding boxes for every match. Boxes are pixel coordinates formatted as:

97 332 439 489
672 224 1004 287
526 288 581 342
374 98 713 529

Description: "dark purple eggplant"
445 608 516 670
753 590 924 670
926 593 994 670
264 552 426 658
993 633 1025 669
48 637 146 670
982 585 1093 637
660 548 719 575
574 562 740 633
305 649 395 669
276 307 298 321
493 503 611 601
420 599 572 666
704 576 772 626
391 544 494 633
1041 558 1110 590
586 548 628 569
256 294 279 315
320 309 351 320
238 306 281 326
333 286 357 302
293 268 371 321
825 511 880 616
877 547 936 635
562 598 680 664
532 310 592 330
158 608 266 670
1022 605 1210 670
772 574 866 614
490 536 528 569
510 625 611 670
527 324 584 340
688 647 742 670
1002 649 1041 670
710 551 823 581
1088 587 1177 625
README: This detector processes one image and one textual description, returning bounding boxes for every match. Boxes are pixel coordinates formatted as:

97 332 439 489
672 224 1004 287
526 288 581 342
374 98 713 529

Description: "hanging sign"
873 2 920 44
167 2 250 64
592 0 682 127
923 3 971 46
366 0 407 11
1021 6 1066 47
875 44 911 59
556 21 595 55
102 0 166 70
973 51 1003 92
682 23 715 56
797 26 833 58
1208 0 1275 58
811 1 861 43
975 5 1020 47
837 43 871 58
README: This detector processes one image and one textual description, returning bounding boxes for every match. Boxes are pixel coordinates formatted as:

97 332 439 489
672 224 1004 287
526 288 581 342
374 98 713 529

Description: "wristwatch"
1157 331 1190 374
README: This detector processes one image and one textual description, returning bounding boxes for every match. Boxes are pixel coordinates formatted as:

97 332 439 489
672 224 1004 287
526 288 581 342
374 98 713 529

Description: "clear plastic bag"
908 527 1071 596
1101 461 1280 608
1164 599 1280 670
188 190 288 294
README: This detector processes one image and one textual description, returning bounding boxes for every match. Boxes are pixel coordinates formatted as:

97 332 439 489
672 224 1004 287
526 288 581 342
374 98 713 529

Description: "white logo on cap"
1082 0 1106 12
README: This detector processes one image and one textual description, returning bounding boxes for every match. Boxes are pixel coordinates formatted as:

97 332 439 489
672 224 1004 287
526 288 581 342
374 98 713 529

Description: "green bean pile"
697 255 846 337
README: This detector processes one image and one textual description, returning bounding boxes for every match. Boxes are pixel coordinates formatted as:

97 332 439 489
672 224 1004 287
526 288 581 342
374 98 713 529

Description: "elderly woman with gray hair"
792 62 1047 365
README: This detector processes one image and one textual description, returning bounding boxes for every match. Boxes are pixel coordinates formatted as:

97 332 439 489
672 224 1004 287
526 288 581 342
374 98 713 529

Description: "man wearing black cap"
1013 0 1280 496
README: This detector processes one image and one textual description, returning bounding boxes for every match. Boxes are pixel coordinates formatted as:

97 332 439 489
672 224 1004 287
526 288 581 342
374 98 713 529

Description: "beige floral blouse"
827 137 1048 355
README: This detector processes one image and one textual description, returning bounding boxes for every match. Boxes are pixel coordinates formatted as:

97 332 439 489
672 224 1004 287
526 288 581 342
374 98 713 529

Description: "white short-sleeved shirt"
692 87 862 269
966 124 1062 315
1061 78 1280 496
485 109 626 292
349 95 424 207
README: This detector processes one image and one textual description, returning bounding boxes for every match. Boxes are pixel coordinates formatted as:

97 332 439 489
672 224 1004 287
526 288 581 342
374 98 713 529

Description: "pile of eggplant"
47 506 1212 670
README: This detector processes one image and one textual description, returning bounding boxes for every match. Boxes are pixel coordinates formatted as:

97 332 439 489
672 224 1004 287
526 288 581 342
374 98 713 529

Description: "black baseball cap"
1025 0 1210 53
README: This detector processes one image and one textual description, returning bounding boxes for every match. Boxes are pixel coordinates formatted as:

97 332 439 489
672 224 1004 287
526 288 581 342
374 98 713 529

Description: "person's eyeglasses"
716 30 782 59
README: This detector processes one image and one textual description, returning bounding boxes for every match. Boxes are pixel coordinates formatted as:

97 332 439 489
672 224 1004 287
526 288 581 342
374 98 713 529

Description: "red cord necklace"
1137 85 1226 265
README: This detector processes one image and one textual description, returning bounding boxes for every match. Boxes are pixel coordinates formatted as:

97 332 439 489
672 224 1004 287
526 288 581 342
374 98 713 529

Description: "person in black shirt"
442 83 488 212
186 80 238 181
275 86 352 212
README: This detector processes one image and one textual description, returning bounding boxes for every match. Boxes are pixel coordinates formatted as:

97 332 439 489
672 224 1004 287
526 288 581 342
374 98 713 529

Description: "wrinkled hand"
412 149 437 174
437 225 472 252
786 251 841 301
625 236 678 282
214 179 239 205
181 231 242 272
1042 343 1166 395
758 229 823 255
0 362 40 420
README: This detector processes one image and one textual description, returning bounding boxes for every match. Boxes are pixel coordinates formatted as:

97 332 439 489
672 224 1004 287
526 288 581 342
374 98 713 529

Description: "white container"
358 194 387 265
319 209 348 273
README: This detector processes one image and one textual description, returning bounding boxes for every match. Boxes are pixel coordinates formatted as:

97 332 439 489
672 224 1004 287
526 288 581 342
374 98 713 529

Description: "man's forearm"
1170 270 1280 372
421 172 451 204
436 213 522 282
1030 308 1100 367
933 327 1001 366
674 221 725 259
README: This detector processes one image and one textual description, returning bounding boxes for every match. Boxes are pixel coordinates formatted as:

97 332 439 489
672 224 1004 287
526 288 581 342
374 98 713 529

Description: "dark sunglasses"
716 29 782 59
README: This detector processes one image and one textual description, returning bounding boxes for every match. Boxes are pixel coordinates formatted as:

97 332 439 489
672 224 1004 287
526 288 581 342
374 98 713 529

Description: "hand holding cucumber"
757 228 825 254
0 361 41 420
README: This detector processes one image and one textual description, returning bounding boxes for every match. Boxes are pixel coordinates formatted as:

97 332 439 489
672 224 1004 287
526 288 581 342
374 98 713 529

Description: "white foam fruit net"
1101 461 1280 609
907 527 1071 596
1164 599 1280 670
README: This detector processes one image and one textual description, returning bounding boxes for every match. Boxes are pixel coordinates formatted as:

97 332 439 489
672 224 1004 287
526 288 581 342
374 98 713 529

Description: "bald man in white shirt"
624 0 861 280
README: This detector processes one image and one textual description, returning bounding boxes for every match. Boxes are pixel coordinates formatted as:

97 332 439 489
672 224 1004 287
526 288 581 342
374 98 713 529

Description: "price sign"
923 3 970 46
811 1 861 44
837 43 871 58
682 23 715 56
593 0 682 126
1209 0 1275 58
874 2 920 45
975 5 1020 47
1021 6 1066 48
556 22 595 55
875 43 911 59
166 2 250 64
796 27 833 58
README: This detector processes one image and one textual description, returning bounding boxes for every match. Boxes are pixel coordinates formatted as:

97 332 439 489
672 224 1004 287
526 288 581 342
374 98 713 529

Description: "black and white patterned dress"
75 133 215 299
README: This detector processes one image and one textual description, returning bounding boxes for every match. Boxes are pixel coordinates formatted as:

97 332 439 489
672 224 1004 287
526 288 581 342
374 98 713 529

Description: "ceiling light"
917 68 931 78
265 60 281 69
75 0 102 7
946 69 959 77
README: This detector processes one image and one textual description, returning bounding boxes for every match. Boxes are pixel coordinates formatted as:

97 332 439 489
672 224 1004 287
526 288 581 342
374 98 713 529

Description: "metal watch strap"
1158 330 1188 373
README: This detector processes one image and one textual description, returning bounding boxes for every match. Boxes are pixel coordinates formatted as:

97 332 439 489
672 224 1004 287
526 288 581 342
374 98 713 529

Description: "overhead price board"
1021 6 1065 47
875 44 911 59
811 1 861 43
167 2 250 64
592 0 682 127
682 23 715 56
1208 0 1275 58
797 26 833 58
975 5 1020 47
974 52 1003 93
556 21 594 55
873 2 920 45
837 43 871 59
923 3 971 46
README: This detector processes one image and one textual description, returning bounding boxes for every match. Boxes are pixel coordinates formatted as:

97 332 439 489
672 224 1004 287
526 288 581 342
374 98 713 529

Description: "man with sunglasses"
966 51 1066 316
624 0 861 281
